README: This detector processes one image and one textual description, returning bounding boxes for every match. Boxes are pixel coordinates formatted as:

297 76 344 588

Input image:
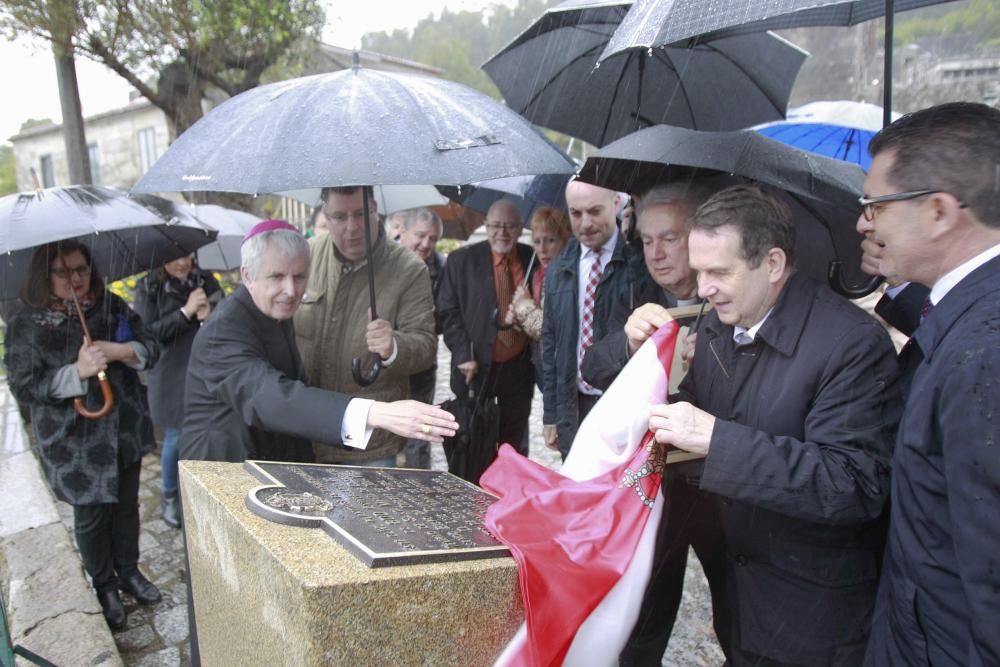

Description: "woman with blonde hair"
506 206 571 390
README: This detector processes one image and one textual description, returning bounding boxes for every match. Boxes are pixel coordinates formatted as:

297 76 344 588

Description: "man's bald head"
565 180 621 249
485 199 523 255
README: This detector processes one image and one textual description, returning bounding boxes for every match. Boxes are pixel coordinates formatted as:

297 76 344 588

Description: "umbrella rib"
704 42 786 117
520 42 606 113
652 48 698 130
600 49 641 145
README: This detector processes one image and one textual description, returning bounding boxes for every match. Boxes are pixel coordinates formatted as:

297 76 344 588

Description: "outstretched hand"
367 400 459 443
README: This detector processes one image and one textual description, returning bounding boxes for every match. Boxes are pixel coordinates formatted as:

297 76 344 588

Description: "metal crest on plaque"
244 461 509 568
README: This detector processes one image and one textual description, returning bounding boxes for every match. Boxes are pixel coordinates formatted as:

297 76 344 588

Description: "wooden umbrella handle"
61 255 116 420
74 370 115 419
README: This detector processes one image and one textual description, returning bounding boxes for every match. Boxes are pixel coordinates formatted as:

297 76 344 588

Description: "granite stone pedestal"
179 461 522 665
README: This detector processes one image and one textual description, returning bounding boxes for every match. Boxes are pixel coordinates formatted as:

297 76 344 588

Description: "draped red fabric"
481 322 680 666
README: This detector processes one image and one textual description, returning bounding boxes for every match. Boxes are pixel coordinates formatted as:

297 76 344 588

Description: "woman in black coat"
4 240 162 631
134 255 221 528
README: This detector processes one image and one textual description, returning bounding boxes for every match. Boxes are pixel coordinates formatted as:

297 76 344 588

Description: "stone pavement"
13 339 723 666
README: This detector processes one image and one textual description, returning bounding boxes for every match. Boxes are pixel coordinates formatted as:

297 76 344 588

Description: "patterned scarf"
35 292 98 329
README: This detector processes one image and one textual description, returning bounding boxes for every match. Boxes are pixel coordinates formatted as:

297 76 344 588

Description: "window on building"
88 143 101 185
138 127 157 174
39 154 55 188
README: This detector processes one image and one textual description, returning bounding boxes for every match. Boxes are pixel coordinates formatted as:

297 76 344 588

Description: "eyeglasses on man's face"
50 265 91 280
486 221 521 233
858 189 966 222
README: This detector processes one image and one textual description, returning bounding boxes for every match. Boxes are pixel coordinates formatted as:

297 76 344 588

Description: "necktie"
497 256 516 348
734 331 754 347
920 297 934 322
578 249 604 391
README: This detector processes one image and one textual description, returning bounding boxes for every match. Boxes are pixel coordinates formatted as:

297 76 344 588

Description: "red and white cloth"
482 322 680 667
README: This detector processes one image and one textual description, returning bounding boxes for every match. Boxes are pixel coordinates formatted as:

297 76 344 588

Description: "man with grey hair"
581 176 724 390
398 207 446 468
180 220 456 464
581 175 730 666
438 198 534 476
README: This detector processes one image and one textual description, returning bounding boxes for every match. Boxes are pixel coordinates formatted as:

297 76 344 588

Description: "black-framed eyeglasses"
50 265 91 279
857 189 970 221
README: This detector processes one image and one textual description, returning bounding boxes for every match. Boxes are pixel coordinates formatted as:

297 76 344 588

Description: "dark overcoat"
680 271 901 665
541 232 648 453
134 269 221 427
436 240 534 397
580 277 675 391
179 285 350 463
866 255 1000 667
4 292 157 505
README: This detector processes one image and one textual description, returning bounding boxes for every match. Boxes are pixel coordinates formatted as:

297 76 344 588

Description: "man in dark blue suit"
858 102 1000 666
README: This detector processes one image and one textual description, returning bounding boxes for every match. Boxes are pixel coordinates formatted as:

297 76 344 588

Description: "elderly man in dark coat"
649 185 901 666
858 103 1000 667
179 220 456 464
437 198 535 476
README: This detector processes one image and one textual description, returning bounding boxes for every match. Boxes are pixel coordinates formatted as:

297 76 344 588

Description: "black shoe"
96 586 127 630
118 569 162 605
162 491 181 529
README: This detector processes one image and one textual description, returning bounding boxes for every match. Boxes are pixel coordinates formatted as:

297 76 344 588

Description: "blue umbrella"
754 100 902 170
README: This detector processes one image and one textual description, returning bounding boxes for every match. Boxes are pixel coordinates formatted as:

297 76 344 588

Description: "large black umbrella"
132 56 576 386
576 125 873 296
600 0 962 127
482 0 807 148
0 185 217 301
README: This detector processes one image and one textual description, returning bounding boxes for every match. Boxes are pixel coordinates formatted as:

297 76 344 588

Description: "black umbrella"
436 173 572 222
576 125 873 296
0 185 217 301
483 0 807 148
132 55 576 386
440 388 501 485
599 0 962 127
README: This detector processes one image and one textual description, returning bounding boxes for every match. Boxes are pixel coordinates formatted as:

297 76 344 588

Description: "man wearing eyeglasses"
293 186 437 468
437 199 535 468
858 102 1000 667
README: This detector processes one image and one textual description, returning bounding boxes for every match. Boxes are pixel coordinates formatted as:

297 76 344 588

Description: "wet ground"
55 340 722 666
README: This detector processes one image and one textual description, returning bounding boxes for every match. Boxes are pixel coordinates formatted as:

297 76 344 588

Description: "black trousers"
72 459 142 591
480 352 533 456
620 471 731 666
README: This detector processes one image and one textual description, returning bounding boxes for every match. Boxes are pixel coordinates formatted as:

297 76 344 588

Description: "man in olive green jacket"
294 186 437 466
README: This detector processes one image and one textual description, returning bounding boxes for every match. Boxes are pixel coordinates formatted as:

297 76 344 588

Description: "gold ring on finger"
421 424 431 435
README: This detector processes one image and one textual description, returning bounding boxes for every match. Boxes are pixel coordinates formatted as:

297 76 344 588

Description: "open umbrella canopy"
0 185 216 301
483 0 807 148
599 0 962 125
181 203 262 271
132 60 576 197
754 100 902 170
576 125 872 294
279 185 449 215
437 173 572 222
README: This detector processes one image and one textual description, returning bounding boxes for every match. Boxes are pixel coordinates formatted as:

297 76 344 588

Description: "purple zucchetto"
242 219 300 244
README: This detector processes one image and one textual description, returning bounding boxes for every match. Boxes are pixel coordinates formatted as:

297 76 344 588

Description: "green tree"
0 0 326 139
895 0 1000 49
362 0 559 98
0 145 16 195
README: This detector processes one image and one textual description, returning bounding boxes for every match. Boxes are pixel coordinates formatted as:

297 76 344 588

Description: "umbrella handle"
74 371 116 419
62 255 116 420
827 260 883 299
352 354 383 387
